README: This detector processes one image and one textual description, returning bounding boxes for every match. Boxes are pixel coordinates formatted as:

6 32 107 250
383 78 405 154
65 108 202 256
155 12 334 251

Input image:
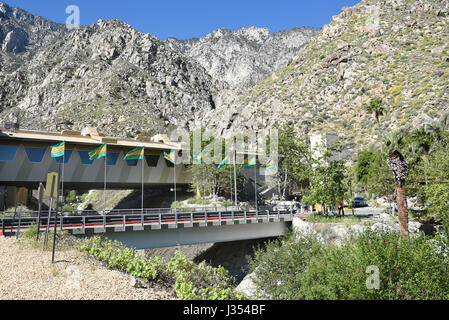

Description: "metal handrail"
1 206 295 234
1 204 292 218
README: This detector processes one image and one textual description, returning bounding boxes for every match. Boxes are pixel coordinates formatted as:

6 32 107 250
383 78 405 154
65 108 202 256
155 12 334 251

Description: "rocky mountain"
165 26 319 89
0 2 67 73
0 17 223 136
205 0 449 150
0 2 322 136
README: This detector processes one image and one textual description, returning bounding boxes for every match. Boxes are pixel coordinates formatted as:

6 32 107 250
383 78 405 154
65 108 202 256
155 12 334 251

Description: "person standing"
338 201 345 216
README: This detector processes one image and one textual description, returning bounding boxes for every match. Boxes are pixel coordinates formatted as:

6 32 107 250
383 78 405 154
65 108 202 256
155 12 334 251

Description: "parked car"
353 197 366 207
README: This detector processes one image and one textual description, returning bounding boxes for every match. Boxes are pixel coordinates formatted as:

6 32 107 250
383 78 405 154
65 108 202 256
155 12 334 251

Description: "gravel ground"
0 237 175 300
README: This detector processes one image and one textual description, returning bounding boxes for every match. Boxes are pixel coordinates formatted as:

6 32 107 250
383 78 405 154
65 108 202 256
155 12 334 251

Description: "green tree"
424 111 449 147
304 138 347 215
186 129 245 200
276 125 311 199
420 142 449 230
363 97 386 124
354 149 394 199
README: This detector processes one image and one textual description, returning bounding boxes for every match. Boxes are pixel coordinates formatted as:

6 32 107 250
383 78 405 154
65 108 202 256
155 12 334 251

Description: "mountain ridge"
165 25 320 89
0 16 222 136
204 0 449 151
0 1 321 137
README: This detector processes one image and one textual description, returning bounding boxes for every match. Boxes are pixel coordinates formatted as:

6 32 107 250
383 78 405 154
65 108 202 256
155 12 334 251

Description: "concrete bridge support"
102 221 291 250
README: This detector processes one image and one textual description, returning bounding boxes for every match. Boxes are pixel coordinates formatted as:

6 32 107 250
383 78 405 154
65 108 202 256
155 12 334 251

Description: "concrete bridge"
1 206 298 249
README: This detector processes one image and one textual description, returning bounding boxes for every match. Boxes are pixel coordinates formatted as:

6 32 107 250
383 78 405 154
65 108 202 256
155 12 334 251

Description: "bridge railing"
1 205 296 234
1 204 294 218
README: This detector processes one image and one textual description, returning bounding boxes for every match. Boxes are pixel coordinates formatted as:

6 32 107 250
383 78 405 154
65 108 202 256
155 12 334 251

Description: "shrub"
65 190 77 204
168 251 245 300
23 224 38 239
249 230 449 300
186 197 211 206
80 238 244 300
223 200 232 207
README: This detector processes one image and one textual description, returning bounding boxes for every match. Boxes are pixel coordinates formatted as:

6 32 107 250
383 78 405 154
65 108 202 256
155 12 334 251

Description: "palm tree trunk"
397 182 408 236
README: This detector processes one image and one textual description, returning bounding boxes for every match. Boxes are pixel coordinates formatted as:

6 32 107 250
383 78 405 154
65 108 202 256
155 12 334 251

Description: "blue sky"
5 0 361 40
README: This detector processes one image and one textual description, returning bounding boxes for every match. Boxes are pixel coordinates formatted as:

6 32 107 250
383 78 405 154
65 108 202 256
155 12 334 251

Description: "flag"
192 151 204 164
164 151 176 164
261 158 275 169
89 143 107 160
217 153 232 170
50 141 65 158
242 156 257 168
124 147 145 161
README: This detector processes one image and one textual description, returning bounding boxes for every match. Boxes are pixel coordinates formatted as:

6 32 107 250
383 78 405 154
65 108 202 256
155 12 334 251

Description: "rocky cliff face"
0 17 222 136
0 2 67 72
165 26 319 89
205 0 449 150
0 2 321 136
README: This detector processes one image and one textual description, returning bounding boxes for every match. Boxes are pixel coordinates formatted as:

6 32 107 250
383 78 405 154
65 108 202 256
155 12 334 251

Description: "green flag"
261 158 275 169
124 147 145 161
50 141 65 158
192 151 204 164
217 153 232 170
164 151 176 164
242 156 257 168
89 143 107 160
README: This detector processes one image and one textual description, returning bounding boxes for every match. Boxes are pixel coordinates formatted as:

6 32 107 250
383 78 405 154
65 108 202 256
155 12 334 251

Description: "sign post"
16 188 25 239
36 183 44 241
51 166 62 263
43 172 58 251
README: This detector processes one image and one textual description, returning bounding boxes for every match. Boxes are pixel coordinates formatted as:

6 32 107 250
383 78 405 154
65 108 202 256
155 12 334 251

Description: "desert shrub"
65 190 78 204
186 197 211 205
249 230 449 300
80 238 244 300
167 250 245 300
23 224 38 239
248 232 321 299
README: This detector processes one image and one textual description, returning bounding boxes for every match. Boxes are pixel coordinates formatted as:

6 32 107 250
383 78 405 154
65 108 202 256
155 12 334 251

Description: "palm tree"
383 129 405 152
364 97 386 124
424 111 449 147
387 149 409 236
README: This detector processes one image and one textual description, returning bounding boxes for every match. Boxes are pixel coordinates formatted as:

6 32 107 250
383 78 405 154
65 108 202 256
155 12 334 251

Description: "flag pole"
255 132 258 213
141 150 145 213
104 155 107 214
202 164 205 198
255 159 258 214
229 163 233 203
233 138 238 206
174 153 177 212
61 143 65 205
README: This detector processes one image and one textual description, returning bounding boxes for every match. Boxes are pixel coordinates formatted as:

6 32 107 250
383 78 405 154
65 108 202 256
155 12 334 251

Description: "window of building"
0 145 19 162
25 147 47 163
78 151 94 165
145 155 159 167
55 150 73 164
126 159 138 167
107 152 119 166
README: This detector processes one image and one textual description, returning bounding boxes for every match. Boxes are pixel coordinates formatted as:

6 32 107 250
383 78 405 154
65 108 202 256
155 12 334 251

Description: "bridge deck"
1 206 300 236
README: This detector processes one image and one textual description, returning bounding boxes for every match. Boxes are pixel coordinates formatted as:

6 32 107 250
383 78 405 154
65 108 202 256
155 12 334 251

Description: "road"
345 206 386 217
